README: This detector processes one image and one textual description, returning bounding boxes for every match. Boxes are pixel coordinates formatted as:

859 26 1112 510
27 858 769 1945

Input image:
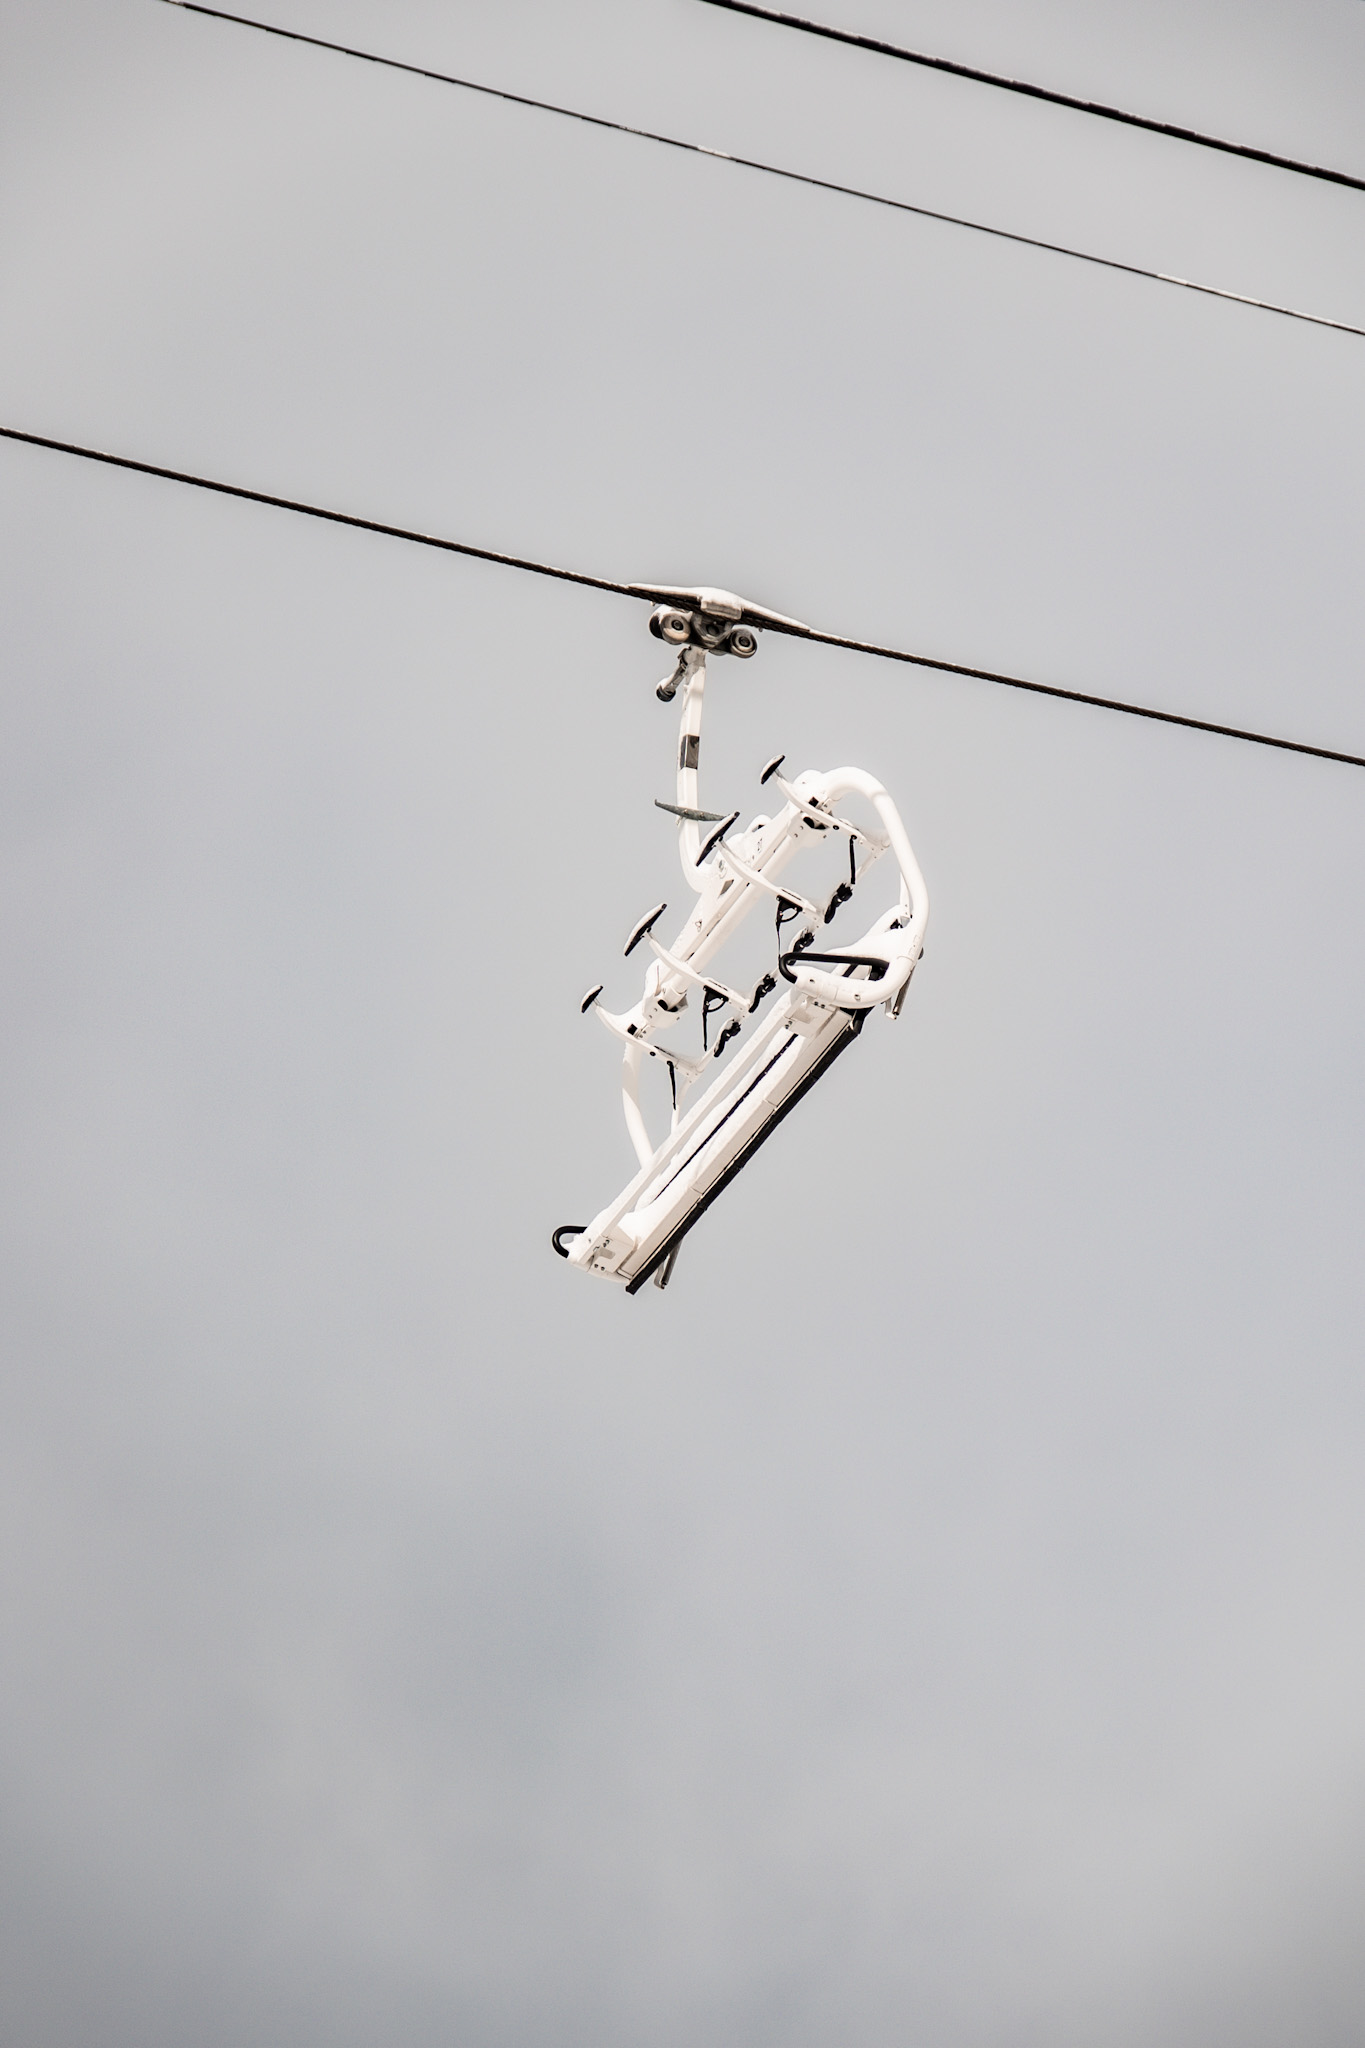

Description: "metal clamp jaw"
651 607 757 699
641 582 810 697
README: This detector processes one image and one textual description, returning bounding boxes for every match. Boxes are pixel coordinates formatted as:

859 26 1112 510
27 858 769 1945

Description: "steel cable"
153 2 1365 343
697 0 1365 195
4 424 1362 773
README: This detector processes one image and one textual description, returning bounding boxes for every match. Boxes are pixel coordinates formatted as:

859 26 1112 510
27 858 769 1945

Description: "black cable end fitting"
656 653 688 702
776 929 816 980
824 881 854 924
552 1225 587 1259
701 983 730 1051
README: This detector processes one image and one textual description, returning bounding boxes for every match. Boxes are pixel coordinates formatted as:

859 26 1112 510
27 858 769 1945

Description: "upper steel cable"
3 425 1361 774
152 1 1365 343
696 0 1365 195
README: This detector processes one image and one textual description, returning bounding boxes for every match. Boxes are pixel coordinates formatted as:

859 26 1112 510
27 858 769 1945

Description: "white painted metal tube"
675 651 708 885
620 1038 654 1169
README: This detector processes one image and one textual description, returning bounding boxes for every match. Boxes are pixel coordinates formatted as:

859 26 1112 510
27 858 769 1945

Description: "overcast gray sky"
3 1 1365 2042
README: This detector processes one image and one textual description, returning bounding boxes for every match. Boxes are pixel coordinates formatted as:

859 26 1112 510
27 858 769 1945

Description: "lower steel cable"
2 424 1362 773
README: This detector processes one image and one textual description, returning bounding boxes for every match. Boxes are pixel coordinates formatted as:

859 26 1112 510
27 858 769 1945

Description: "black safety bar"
777 948 889 985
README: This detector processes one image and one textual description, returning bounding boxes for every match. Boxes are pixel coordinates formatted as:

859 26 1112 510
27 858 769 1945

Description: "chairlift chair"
554 589 928 1291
